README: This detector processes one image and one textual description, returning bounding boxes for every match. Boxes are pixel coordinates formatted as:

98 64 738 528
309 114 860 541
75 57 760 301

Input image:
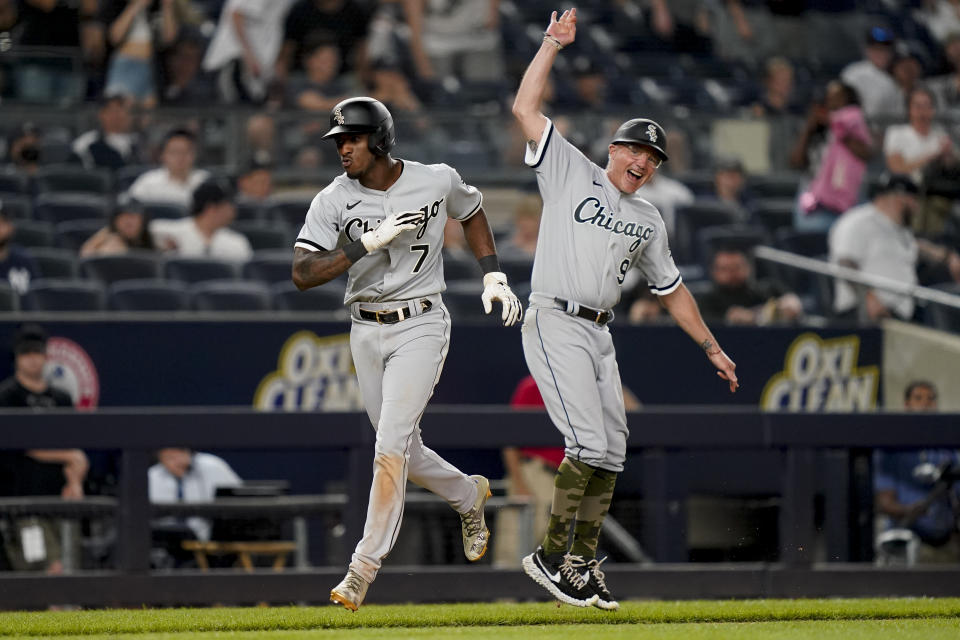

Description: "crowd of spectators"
0 1 958 329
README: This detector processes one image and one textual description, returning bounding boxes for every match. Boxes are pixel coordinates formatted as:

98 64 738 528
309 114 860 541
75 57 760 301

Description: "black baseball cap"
191 178 234 215
12 323 48 355
874 172 920 196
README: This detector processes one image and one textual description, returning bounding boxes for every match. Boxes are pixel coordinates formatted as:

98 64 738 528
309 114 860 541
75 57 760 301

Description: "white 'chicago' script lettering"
573 197 653 251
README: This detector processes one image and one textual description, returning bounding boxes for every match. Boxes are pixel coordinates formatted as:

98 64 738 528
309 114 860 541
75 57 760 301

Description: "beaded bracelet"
543 33 564 50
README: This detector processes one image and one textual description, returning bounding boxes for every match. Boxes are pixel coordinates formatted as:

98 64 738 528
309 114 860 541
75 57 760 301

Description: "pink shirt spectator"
801 105 872 214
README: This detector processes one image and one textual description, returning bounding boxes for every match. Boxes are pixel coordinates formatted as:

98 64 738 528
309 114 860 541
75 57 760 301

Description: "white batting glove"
361 210 425 252
481 271 523 327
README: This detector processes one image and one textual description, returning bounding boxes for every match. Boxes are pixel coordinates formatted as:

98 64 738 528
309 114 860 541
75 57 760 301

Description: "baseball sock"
541 457 596 556
570 467 617 558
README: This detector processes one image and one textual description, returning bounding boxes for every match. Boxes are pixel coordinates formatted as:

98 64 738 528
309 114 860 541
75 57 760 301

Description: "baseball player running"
292 97 523 610
513 9 739 609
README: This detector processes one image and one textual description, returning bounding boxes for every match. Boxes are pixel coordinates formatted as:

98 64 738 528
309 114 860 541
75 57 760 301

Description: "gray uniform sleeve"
294 191 340 252
524 118 588 200
638 220 682 296
443 164 483 221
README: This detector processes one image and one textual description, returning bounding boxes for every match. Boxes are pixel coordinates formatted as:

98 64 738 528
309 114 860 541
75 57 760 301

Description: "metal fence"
1 407 960 607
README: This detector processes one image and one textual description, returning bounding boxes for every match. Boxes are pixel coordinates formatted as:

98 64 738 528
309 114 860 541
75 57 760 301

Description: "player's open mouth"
626 169 643 181
341 158 352 168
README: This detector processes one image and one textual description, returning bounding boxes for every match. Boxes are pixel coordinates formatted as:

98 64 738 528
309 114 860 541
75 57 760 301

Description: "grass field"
2 599 959 639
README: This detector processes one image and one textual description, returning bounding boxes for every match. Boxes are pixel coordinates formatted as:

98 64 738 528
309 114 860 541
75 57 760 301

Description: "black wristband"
478 254 501 274
342 239 368 264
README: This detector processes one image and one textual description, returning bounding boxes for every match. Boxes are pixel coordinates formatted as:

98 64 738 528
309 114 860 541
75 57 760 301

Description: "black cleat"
521 546 599 607
585 557 619 610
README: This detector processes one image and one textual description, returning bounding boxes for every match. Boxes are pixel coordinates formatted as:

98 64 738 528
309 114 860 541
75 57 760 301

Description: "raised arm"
659 283 739 392
511 8 577 144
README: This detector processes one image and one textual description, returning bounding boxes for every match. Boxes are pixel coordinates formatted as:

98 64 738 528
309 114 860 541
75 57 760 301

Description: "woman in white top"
102 0 200 108
884 86 959 233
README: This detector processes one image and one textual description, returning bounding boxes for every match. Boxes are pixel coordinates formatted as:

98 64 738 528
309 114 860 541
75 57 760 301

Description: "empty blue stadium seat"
164 257 239 283
107 279 189 311
24 279 106 311
189 280 272 311
79 252 163 284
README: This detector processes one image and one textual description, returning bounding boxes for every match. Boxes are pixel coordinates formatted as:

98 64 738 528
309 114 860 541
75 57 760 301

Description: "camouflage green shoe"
460 475 492 561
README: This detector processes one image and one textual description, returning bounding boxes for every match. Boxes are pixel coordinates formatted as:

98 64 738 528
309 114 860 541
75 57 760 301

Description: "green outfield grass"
2 599 959 639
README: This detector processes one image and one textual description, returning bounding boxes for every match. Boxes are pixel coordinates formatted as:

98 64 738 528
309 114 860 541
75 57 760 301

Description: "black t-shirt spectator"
16 0 82 47
283 0 371 73
0 376 74 497
696 280 788 322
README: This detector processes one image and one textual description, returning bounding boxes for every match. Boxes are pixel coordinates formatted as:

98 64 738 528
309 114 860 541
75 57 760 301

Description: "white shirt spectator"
203 0 296 99
883 122 951 184
129 168 210 207
829 202 918 319
148 452 242 541
150 217 253 261
841 60 901 121
638 173 695 237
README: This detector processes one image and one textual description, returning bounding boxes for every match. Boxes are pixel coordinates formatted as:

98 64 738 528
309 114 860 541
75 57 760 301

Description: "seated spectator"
0 324 87 575
828 173 960 322
554 56 609 111
80 193 155 258
148 447 241 565
796 80 873 232
840 25 901 122
751 56 804 117
100 0 199 109
696 248 802 325
245 114 277 167
202 0 296 104
285 32 349 111
71 92 139 170
0 203 39 297
638 169 694 237
7 122 42 175
890 49 926 121
236 159 274 202
705 156 754 219
129 128 210 207
277 0 373 82
875 381 960 563
884 87 958 235
498 194 541 261
150 178 253 261
160 29 218 106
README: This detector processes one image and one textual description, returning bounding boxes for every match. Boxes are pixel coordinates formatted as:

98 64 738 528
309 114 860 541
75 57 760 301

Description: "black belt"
554 297 611 325
358 299 432 324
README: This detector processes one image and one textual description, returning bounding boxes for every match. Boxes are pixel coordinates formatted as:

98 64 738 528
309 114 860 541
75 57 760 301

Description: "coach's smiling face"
334 133 375 180
606 142 661 194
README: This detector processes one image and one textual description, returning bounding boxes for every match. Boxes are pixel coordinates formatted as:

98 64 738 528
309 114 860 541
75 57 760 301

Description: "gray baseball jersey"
295 160 482 305
520 119 682 472
294 158 484 585
526 119 681 309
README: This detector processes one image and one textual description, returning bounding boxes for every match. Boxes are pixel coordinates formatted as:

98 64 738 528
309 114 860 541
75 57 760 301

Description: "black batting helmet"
322 97 396 156
611 118 668 161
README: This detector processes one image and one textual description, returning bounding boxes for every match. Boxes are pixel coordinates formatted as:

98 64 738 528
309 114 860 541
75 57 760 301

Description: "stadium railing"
1 407 960 607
